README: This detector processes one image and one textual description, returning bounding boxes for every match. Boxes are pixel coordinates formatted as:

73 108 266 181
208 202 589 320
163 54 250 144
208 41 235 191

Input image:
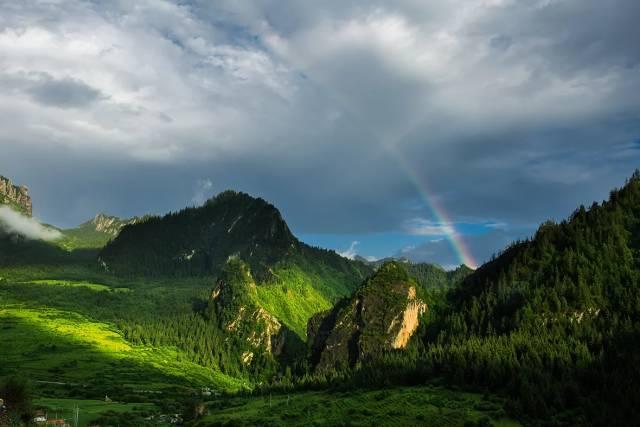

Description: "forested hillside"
3 173 640 426
100 191 368 284
98 191 372 339
326 171 640 426
405 263 473 293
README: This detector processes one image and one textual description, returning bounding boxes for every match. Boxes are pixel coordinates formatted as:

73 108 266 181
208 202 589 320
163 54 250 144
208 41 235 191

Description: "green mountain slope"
405 262 473 293
58 213 143 250
338 171 640 425
355 256 473 293
99 191 371 337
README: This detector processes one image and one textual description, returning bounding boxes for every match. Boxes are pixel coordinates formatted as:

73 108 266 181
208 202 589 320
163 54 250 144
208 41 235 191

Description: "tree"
0 376 32 424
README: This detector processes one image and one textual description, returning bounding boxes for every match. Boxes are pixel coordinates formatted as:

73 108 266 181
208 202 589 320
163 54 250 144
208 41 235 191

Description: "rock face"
0 175 32 216
308 262 427 372
209 258 286 364
82 213 142 236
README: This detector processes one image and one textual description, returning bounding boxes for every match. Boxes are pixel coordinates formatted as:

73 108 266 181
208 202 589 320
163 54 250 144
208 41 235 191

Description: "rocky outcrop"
210 258 286 363
388 289 427 349
0 175 32 216
81 213 142 236
307 262 427 372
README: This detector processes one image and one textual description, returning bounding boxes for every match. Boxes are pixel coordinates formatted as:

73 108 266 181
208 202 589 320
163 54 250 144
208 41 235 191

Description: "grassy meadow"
34 397 157 427
0 252 520 426
0 264 247 396
197 386 521 427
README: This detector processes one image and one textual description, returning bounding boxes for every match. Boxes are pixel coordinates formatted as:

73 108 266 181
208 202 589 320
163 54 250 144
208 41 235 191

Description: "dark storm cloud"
1 0 640 264
28 77 104 108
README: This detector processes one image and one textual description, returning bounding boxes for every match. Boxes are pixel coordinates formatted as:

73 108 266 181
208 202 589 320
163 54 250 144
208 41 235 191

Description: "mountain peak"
99 190 297 277
308 261 427 372
80 213 141 236
0 175 32 217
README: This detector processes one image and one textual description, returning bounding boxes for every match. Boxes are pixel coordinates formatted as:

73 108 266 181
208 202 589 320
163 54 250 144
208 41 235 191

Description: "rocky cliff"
308 262 427 372
82 213 142 236
0 175 32 216
209 258 286 365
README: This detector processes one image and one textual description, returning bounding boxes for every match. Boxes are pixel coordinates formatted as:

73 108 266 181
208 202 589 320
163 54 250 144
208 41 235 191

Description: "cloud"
338 241 360 260
28 76 104 108
192 179 214 205
405 218 456 236
0 206 62 241
0 0 639 261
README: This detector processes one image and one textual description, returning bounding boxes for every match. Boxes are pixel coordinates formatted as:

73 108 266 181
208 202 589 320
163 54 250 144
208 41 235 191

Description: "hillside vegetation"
309 171 640 426
3 173 640 426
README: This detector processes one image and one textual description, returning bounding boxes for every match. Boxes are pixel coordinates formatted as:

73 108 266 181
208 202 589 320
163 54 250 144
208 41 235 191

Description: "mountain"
58 213 144 250
206 258 290 370
406 263 473 292
354 256 473 293
354 255 410 268
99 190 372 337
0 175 32 216
80 213 144 236
100 190 297 278
341 171 640 425
307 261 427 372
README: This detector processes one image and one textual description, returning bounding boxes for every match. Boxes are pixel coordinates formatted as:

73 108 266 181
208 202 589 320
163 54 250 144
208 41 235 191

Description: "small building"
33 409 47 423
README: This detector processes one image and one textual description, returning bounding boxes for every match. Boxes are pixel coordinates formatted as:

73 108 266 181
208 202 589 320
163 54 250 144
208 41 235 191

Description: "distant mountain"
308 261 426 372
81 213 144 236
353 255 410 268
354 255 473 293
0 175 32 216
59 213 145 250
405 263 473 292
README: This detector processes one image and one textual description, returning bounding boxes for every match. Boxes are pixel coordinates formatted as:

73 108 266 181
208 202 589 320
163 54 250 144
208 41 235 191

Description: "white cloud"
338 240 360 260
1 0 639 253
405 218 456 236
0 206 61 241
0 1 298 162
192 179 214 205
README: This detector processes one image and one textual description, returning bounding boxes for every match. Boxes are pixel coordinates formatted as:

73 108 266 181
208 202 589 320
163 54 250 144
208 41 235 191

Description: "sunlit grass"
0 306 247 392
34 397 156 427
18 279 130 293
256 265 332 337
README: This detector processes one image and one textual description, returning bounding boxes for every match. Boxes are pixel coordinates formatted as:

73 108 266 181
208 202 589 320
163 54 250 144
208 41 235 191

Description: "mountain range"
1 171 640 426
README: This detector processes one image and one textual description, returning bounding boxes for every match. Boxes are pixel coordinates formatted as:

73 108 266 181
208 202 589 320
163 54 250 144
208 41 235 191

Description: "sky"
1 0 640 268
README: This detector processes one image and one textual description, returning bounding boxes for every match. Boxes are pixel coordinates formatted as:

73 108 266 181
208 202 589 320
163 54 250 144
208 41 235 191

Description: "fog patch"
0 206 62 241
338 241 360 260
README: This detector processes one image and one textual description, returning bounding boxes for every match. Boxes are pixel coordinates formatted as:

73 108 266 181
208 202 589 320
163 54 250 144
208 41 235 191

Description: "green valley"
1 172 639 426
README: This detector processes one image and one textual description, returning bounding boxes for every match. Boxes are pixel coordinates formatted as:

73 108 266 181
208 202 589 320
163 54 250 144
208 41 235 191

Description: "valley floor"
196 386 521 427
0 265 519 426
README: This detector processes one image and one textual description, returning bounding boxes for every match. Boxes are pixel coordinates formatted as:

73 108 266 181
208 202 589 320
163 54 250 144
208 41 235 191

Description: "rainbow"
392 150 478 269
292 71 477 267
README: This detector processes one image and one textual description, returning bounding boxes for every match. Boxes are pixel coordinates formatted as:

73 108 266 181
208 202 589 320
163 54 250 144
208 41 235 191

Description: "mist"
0 206 62 241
